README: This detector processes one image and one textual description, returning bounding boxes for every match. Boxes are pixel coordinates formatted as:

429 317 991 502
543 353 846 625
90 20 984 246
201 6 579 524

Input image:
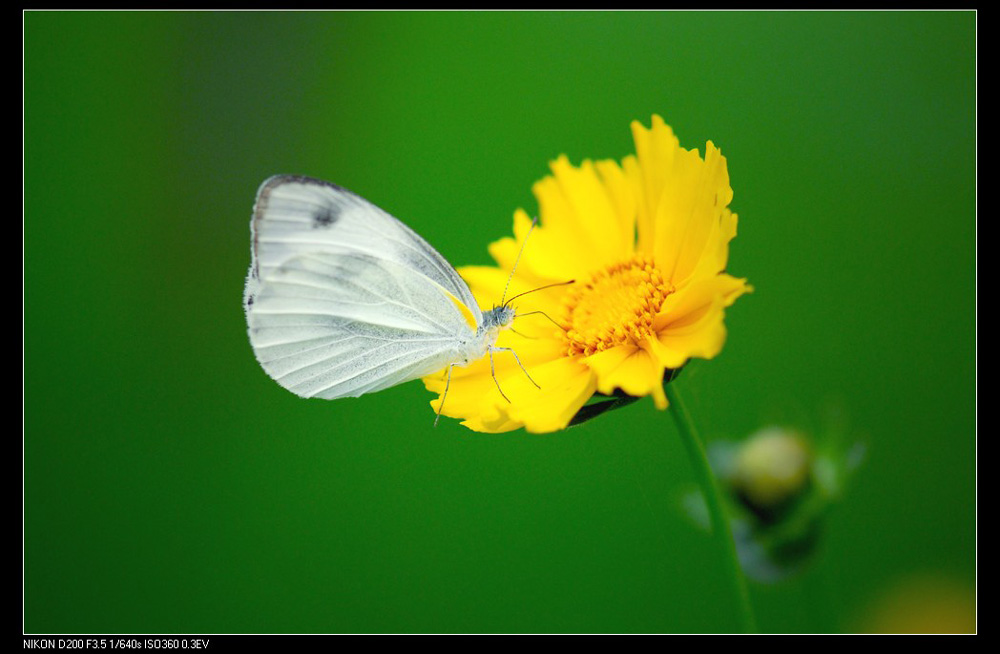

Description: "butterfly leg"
492 346 541 390
489 348 511 403
434 363 456 427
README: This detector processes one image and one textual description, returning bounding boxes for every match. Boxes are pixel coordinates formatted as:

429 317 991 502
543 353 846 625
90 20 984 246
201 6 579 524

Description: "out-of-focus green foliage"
25 11 976 634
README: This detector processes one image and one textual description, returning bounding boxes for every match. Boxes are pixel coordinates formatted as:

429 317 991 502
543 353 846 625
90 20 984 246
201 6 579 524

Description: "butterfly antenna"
500 216 539 306
504 279 576 307
510 326 537 340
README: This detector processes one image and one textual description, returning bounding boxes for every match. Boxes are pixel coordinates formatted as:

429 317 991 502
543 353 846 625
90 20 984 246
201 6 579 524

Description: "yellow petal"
506 357 597 433
526 156 635 279
460 410 524 434
630 115 682 248
651 274 751 367
459 264 529 310
629 118 737 287
584 344 665 405
657 272 750 327
486 209 541 278
427 354 595 434
488 207 591 283
595 158 637 254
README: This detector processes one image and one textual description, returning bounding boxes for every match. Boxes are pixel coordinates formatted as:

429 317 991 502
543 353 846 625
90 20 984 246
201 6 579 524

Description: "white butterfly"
243 175 542 423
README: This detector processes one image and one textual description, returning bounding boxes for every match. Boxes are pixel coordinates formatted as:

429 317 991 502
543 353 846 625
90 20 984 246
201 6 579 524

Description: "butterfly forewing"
246 176 481 323
244 176 481 400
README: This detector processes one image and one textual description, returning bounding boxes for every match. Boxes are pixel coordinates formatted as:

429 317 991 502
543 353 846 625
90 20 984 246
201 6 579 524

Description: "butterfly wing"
244 175 481 400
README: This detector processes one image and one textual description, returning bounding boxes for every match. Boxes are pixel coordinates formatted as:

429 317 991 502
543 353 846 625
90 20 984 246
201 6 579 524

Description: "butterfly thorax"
465 305 515 357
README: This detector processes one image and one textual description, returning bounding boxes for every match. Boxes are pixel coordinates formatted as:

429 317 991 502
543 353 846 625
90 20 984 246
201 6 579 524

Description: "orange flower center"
561 255 675 357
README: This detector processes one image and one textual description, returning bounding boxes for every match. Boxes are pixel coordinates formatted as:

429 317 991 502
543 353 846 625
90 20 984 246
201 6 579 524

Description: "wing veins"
308 343 451 397
279 338 444 390
258 331 455 358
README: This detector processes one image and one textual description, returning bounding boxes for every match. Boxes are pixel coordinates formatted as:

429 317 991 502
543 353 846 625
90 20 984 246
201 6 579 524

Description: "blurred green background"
24 11 975 633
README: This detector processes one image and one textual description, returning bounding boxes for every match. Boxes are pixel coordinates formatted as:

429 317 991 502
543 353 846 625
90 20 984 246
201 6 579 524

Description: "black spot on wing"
312 205 338 229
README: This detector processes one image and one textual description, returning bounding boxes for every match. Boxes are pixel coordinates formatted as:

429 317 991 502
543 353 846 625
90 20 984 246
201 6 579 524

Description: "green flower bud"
731 427 811 518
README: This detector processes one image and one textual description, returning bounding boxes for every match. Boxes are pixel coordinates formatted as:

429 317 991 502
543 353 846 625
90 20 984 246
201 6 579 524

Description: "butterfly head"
481 304 517 333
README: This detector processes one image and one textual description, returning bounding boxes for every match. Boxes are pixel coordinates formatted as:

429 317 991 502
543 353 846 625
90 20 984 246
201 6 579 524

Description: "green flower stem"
666 383 757 633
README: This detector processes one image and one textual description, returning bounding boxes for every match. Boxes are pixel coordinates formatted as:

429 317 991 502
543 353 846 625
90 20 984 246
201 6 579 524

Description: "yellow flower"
423 115 750 433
